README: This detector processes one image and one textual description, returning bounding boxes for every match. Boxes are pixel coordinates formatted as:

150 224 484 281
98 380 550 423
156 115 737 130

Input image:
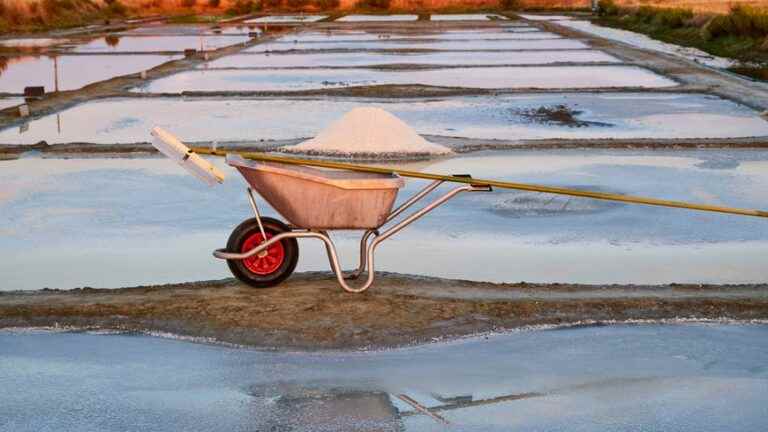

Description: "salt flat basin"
431 13 509 20
203 50 619 68
337 14 419 22
244 15 328 23
2 150 768 290
0 37 72 48
276 29 548 43
518 14 574 20
4 93 766 145
64 35 252 53
250 38 589 52
119 24 257 36
0 54 181 94
274 31 563 42
136 66 676 92
2 324 767 431
0 98 23 111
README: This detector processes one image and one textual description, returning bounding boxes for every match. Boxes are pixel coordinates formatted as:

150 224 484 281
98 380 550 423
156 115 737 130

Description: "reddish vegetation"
1 0 766 33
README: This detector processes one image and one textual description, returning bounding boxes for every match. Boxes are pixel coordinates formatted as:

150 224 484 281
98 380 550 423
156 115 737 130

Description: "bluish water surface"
1 324 766 431
2 150 768 290
134 66 676 93
203 50 618 68
2 94 766 145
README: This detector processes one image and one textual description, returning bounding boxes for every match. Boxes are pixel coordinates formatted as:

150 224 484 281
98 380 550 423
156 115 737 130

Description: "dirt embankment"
2 272 767 350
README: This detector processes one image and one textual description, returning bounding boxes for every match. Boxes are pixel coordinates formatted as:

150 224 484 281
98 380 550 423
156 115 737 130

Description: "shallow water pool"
3 93 766 145
250 38 588 52
0 54 181 94
276 28 548 43
336 14 419 22
244 15 328 23
136 65 676 93
1 324 766 431
430 13 509 20
64 35 252 53
119 24 256 36
2 150 768 290
274 31 563 43
203 50 619 68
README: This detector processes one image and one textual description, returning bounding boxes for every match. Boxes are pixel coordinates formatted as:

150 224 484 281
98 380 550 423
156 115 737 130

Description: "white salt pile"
286 107 453 157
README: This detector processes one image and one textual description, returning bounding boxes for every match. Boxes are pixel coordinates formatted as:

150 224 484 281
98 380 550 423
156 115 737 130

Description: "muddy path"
2 272 767 350
4 135 768 160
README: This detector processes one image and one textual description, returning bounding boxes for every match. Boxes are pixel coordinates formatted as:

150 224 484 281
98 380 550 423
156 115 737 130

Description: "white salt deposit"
287 107 453 156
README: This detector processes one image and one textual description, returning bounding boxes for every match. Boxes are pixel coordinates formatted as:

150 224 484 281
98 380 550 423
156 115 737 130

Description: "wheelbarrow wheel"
226 217 299 288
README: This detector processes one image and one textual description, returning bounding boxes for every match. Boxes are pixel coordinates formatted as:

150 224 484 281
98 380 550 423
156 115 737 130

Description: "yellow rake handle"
192 148 768 219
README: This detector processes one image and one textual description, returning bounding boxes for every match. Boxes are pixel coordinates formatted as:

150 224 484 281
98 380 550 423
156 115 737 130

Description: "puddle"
430 14 509 20
0 98 23 111
0 54 181 93
245 15 328 23
1 324 767 431
4 93 766 145
250 38 589 52
135 66 676 92
275 30 563 42
555 20 735 69
337 14 419 22
64 35 252 53
2 150 768 290
202 50 619 68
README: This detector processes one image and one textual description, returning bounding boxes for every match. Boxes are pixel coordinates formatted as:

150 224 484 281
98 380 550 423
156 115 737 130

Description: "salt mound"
287 107 453 156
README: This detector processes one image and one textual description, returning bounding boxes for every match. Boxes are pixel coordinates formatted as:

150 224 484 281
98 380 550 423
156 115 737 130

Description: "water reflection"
135 66 677 93
104 34 121 48
1 324 766 431
0 54 181 93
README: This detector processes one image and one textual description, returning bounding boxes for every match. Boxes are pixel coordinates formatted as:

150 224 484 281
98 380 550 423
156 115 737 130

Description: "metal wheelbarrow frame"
213 154 491 293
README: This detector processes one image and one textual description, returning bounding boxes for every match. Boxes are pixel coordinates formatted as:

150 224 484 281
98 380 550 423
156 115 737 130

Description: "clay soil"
2 272 767 350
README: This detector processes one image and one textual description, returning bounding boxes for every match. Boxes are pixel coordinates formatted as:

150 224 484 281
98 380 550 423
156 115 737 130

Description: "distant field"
612 0 768 13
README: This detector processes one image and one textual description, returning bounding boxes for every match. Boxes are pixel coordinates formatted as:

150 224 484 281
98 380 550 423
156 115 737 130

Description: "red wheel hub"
241 231 285 276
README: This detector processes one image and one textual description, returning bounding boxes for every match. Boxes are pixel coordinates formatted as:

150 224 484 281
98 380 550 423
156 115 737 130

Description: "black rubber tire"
226 217 299 288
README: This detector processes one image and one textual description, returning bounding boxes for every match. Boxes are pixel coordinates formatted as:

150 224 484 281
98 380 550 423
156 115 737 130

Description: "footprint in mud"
486 185 626 218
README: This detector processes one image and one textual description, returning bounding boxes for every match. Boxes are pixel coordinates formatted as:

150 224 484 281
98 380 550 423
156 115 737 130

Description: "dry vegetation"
597 1 768 64
2 0 767 34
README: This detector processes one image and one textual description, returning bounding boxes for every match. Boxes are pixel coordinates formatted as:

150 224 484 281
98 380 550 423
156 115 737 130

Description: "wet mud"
2 272 767 350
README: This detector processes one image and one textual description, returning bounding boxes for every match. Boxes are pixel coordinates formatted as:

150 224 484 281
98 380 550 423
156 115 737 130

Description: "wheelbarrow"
151 127 768 293
214 154 491 292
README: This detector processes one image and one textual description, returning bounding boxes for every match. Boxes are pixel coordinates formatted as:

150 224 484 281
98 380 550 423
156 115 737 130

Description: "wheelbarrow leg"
345 180 443 280
342 229 377 280
328 183 492 293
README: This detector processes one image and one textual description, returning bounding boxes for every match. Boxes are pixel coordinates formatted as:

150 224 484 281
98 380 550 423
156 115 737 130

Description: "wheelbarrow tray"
226 154 404 229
